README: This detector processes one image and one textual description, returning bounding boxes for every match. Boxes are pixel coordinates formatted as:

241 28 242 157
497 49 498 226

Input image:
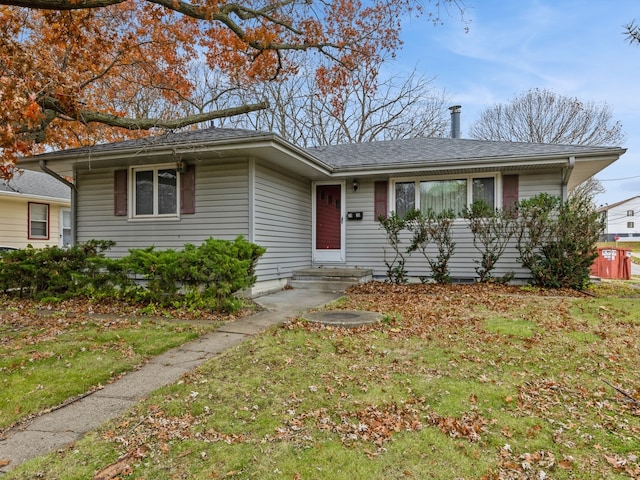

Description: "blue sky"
389 0 640 206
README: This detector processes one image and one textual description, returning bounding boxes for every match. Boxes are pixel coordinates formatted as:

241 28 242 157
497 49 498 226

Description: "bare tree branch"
469 88 625 147
624 21 640 45
35 97 269 133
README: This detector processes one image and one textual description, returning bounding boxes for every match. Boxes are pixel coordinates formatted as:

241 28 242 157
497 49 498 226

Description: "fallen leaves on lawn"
427 410 488 443
274 398 428 453
103 406 248 464
89 282 637 479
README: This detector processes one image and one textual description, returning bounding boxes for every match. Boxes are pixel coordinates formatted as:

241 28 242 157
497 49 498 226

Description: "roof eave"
19 133 334 178
0 190 70 204
329 149 626 177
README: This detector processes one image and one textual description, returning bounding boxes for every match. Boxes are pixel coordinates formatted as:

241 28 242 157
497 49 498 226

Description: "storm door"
313 183 345 262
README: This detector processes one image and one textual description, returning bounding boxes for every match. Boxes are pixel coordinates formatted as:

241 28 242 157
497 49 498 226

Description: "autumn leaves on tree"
0 0 439 178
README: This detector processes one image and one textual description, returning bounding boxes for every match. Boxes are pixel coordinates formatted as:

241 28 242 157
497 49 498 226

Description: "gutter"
39 159 77 247
560 156 576 202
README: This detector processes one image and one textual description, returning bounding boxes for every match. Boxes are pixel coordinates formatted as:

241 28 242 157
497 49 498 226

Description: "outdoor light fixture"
352 179 359 192
177 160 188 173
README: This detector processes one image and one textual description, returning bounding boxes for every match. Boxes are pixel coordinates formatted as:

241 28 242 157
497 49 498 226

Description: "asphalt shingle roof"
27 127 624 173
0 169 70 200
305 136 622 168
44 128 269 156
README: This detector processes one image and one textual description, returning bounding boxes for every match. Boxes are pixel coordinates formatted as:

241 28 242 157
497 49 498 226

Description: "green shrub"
462 201 516 283
378 212 408 284
515 192 602 289
120 236 266 312
0 237 265 312
405 208 456 284
0 240 116 299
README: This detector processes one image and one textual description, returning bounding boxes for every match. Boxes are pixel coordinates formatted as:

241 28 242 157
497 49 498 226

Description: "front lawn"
0 296 231 434
4 283 640 479
598 242 640 253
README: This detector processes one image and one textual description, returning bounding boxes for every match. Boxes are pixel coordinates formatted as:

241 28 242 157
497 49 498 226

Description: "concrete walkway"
0 288 343 475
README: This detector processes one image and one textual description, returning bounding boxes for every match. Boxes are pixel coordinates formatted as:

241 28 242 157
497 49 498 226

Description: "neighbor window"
393 176 496 217
627 210 635 217
133 166 178 217
628 222 635 229
28 202 49 239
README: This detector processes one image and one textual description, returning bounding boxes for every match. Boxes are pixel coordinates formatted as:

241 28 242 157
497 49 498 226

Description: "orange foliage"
0 0 426 173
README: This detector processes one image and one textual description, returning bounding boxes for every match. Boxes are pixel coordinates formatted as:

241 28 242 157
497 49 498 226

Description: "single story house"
0 169 71 249
597 195 640 241
19 128 625 294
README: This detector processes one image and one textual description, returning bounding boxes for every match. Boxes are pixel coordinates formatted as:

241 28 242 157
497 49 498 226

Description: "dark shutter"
502 174 519 213
180 164 196 214
374 181 388 220
114 169 127 216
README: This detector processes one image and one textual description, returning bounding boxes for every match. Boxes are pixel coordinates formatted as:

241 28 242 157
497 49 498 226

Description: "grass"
597 241 640 252
0 296 227 433
3 283 640 480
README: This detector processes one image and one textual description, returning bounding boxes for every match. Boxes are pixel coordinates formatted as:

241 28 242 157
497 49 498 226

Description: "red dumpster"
620 250 632 280
591 248 631 280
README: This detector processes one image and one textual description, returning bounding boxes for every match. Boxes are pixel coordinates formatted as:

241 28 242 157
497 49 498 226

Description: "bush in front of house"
377 212 409 284
119 236 266 312
462 201 517 283
0 240 117 299
0 236 265 312
515 192 602 289
405 208 456 284
378 208 456 284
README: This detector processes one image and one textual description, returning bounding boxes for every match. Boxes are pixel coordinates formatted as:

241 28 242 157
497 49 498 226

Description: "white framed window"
628 221 635 229
392 174 497 217
627 210 635 217
28 202 49 239
131 165 178 218
60 209 71 247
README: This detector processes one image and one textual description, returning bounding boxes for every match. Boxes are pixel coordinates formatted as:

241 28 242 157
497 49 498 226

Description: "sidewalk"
0 288 343 475
631 252 640 277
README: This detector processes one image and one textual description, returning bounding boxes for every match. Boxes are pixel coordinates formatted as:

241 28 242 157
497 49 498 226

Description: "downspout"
560 156 575 202
39 159 77 246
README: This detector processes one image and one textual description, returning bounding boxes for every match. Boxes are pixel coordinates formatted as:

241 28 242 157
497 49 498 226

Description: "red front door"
316 184 342 250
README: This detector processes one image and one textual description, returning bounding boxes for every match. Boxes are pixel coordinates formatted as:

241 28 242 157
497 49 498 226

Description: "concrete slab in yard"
302 310 382 328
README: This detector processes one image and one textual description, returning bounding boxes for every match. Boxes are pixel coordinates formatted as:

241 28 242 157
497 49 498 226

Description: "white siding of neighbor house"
602 196 640 239
0 195 67 249
252 159 312 282
75 160 250 257
342 171 563 282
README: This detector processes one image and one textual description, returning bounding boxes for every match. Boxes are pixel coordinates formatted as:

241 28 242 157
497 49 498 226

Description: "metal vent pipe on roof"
449 105 462 139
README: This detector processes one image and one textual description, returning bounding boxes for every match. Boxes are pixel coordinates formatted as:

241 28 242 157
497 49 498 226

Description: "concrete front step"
288 279 361 292
290 268 373 291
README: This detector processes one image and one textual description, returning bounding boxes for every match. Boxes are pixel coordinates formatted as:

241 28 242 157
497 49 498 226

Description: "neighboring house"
597 196 640 241
0 169 71 249
18 128 625 293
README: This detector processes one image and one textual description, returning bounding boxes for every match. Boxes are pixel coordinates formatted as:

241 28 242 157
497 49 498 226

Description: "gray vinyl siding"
343 179 389 274
75 160 250 257
252 160 312 281
518 171 562 201
343 171 563 281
